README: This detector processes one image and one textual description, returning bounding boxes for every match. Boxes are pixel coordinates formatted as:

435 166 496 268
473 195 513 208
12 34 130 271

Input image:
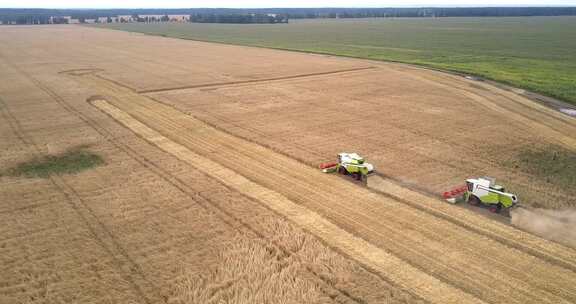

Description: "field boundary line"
92 25 576 111
92 98 485 304
138 66 376 94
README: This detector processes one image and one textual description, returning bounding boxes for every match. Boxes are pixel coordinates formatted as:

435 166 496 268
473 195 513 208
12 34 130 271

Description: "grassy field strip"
92 99 485 304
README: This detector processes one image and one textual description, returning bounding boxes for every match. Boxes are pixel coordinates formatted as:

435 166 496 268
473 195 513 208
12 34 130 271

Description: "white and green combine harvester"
464 177 518 213
321 153 375 181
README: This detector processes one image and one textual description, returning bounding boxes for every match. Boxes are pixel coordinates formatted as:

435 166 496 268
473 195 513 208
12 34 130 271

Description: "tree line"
1 7 576 25
189 13 288 24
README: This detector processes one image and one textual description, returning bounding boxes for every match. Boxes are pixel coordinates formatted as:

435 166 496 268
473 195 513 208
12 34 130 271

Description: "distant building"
1 12 194 26
118 15 134 23
168 15 189 22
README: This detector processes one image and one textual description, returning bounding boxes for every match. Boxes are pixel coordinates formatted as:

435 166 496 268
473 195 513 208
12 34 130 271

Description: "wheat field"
1 25 576 304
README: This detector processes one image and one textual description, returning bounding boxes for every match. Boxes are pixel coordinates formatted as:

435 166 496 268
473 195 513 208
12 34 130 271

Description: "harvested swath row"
145 63 576 210
106 92 576 304
85 74 576 304
0 62 374 304
92 79 572 302
1 66 407 304
92 98 484 304
87 103 409 304
62 74 421 303
36 71 414 304
142 79 574 217
149 64 576 268
151 85 576 246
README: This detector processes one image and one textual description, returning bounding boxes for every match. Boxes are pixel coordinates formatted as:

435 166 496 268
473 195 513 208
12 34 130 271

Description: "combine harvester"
444 177 519 214
320 153 374 182
320 154 517 215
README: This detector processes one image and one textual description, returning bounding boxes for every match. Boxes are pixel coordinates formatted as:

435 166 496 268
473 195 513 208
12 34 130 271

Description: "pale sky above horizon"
1 0 575 9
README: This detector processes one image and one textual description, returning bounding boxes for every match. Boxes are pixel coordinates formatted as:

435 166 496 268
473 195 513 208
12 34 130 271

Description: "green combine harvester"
464 177 518 213
320 152 375 181
445 177 519 213
321 154 517 214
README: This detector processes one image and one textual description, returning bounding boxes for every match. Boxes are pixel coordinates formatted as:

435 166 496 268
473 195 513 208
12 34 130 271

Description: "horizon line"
2 5 576 9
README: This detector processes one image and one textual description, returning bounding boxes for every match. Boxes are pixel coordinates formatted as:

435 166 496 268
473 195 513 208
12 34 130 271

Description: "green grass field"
95 17 576 105
4 147 104 178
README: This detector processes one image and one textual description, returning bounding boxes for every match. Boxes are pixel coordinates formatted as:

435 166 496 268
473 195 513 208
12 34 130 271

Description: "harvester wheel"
354 173 363 181
467 195 480 206
338 166 348 175
489 203 503 213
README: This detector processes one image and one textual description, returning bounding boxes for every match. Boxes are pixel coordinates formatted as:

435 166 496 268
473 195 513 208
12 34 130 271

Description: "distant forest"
1 7 576 24
189 13 288 24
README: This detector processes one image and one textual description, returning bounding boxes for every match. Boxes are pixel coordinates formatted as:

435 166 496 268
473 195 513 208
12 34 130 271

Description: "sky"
1 0 575 8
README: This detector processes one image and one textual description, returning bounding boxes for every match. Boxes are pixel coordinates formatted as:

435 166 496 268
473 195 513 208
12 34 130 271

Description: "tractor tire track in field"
0 64 163 304
0 67 377 303
104 97 576 304
73 102 373 304
87 72 576 272
83 73 576 304
92 99 484 304
11 67 379 304
74 72 433 303
138 66 376 94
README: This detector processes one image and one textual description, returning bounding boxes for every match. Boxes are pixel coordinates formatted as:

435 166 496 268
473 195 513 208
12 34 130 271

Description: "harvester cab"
320 152 374 181
464 177 518 213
